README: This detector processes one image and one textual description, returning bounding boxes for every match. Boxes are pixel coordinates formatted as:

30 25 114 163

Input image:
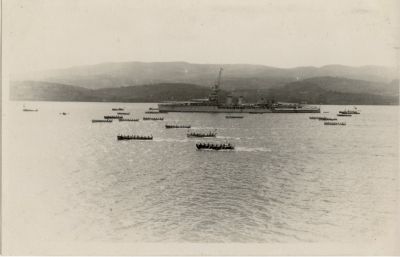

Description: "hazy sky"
3 0 399 74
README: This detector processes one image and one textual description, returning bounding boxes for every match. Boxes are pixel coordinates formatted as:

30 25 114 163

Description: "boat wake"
153 138 189 143
196 149 235 152
190 127 222 130
216 136 241 140
235 147 271 152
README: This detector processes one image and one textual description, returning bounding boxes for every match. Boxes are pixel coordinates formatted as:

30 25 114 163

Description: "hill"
10 81 223 102
285 76 398 96
13 61 397 91
10 77 398 105
9 81 96 102
93 83 226 102
265 77 399 105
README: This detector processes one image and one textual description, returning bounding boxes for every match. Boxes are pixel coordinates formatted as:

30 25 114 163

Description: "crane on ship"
215 67 223 91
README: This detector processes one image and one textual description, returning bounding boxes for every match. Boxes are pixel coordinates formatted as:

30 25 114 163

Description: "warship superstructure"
158 68 320 113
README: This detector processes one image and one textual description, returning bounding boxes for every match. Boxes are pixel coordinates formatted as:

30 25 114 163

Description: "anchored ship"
158 68 320 113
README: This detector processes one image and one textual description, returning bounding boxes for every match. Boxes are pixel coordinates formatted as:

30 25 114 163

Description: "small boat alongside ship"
271 104 321 113
196 142 234 151
112 108 124 111
145 111 161 114
337 114 352 117
117 134 153 140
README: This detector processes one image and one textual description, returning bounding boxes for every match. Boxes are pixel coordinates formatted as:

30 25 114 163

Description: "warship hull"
158 104 272 113
158 104 320 113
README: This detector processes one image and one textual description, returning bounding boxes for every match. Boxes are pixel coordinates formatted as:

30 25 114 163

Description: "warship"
158 68 320 113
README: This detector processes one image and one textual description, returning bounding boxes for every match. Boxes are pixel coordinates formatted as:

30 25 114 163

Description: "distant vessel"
317 117 337 121
118 118 139 122
226 115 244 119
187 131 217 138
143 117 164 120
117 135 153 140
92 119 112 123
112 108 124 111
339 107 360 115
158 68 320 113
104 115 123 119
117 112 130 115
165 124 191 129
324 122 346 126
23 105 38 112
196 142 234 151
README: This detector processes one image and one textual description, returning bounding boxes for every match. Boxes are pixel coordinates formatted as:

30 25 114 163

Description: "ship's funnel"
238 96 244 105
226 95 233 105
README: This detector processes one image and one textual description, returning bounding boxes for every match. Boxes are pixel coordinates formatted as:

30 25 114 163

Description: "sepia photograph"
1 0 399 255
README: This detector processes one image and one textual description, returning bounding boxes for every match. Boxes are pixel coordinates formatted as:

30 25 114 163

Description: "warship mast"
209 68 223 105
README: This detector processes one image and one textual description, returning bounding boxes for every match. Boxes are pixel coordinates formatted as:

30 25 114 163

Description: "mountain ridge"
13 61 397 91
10 81 219 103
10 76 399 105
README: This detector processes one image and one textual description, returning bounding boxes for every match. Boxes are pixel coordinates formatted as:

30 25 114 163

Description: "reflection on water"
3 102 399 244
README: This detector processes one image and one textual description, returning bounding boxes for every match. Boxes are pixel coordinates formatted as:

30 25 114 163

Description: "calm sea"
3 101 399 244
